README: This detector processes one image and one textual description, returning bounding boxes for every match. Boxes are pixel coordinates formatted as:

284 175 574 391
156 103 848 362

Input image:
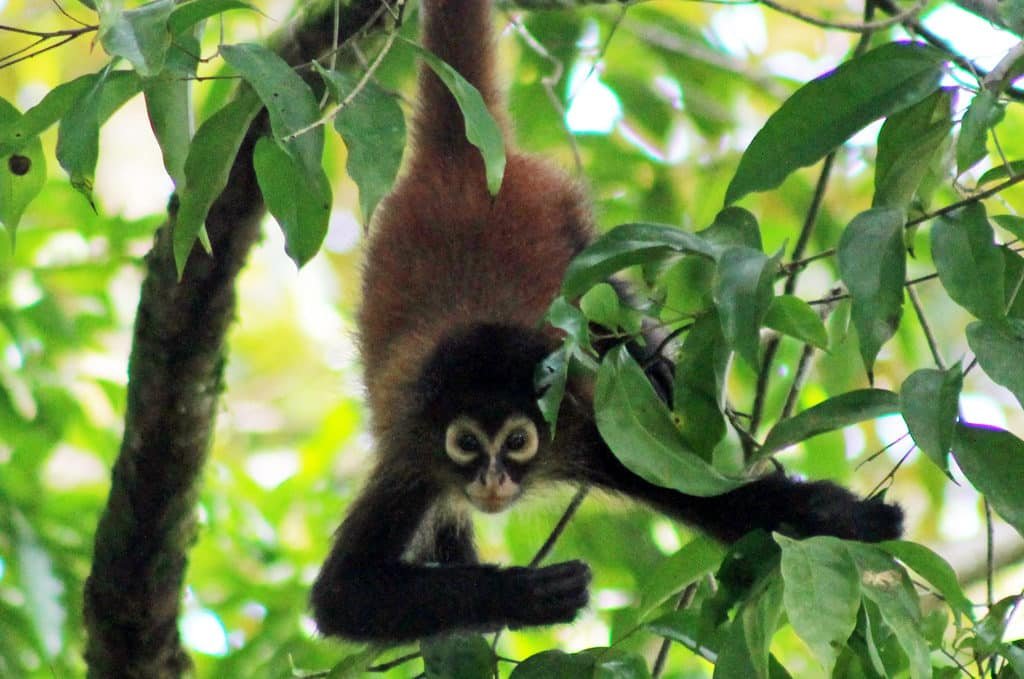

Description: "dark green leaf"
253 137 332 268
509 650 592 679
977 160 1024 187
637 535 726 620
698 206 763 251
761 389 899 455
957 90 1002 175
545 296 595 359
0 98 46 241
220 43 323 177
966 319 1024 408
837 207 907 377
421 634 494 679
98 0 174 77
932 203 1005 320
173 90 262 276
845 543 929 679
563 222 718 298
594 345 741 496
899 365 962 472
952 423 1024 537
776 535 860 675
874 88 953 209
168 0 257 36
731 576 784 679
143 41 196 186
579 282 621 330
318 67 406 224
713 246 779 370
401 38 506 195
764 295 828 350
725 42 946 204
879 540 974 622
1002 246 1024 319
673 312 728 457
535 341 569 434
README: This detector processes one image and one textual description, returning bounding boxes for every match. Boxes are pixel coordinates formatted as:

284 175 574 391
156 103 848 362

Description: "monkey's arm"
559 405 903 544
311 469 590 642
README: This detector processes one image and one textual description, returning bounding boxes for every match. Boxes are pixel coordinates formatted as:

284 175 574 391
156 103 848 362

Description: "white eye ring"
445 419 487 465
501 418 538 463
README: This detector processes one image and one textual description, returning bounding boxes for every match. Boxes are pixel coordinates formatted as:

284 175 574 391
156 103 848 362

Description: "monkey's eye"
505 430 527 451
456 432 482 453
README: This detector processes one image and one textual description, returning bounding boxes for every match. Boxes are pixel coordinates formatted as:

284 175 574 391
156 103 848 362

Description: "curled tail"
414 0 507 155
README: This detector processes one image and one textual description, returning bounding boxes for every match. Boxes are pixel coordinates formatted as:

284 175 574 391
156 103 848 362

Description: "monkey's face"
443 414 540 513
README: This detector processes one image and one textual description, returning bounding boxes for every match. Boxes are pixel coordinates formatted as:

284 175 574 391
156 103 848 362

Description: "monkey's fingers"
502 560 591 628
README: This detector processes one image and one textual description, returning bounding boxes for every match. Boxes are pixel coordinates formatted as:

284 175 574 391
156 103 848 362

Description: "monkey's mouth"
465 486 520 514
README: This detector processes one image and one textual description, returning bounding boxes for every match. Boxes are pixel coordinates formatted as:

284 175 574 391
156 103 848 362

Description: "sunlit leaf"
874 88 953 209
761 389 899 455
879 540 974 622
637 535 726 620
673 312 728 457
956 90 1002 175
401 38 506 195
168 0 257 36
725 42 946 204
764 294 828 350
837 207 907 378
0 98 46 241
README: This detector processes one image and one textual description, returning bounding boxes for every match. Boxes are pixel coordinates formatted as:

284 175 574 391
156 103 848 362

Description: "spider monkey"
310 0 903 642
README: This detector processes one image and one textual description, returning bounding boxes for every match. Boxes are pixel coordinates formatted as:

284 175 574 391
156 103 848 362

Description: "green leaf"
253 137 332 268
594 345 741 496
966 319 1024 408
899 365 962 473
0 99 46 241
143 36 198 186
421 634 494 679
167 0 257 36
98 0 174 77
879 540 974 622
580 282 622 330
713 246 779 371
55 64 113 202
837 207 907 378
563 222 718 298
718 575 783 679
0 76 94 156
776 535 860 676
535 341 570 434
761 389 899 455
874 88 953 209
698 206 763 251
637 535 726 620
977 160 1024 187
764 295 828 350
401 38 506 195
673 312 729 458
994 214 1024 241
952 423 1024 537
173 90 262 276
320 69 406 225
931 203 1005 320
510 650 593 679
1002 246 1024 319
220 43 323 177
957 89 1002 175
845 543 929 679
725 42 946 205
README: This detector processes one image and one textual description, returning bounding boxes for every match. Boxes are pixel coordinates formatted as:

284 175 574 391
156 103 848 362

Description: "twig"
651 583 697 678
759 0 926 33
566 4 628 106
368 651 421 673
907 285 946 370
780 344 815 419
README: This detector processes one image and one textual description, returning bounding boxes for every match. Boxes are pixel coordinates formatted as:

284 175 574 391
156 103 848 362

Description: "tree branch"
81 2 384 677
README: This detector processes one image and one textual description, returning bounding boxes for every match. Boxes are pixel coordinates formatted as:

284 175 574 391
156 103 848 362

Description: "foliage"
1 0 1024 678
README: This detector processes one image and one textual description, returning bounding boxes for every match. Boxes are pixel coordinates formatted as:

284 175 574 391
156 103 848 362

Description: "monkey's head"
417 323 553 513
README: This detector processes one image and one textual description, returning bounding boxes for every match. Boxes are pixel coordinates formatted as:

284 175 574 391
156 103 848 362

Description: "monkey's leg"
311 470 590 642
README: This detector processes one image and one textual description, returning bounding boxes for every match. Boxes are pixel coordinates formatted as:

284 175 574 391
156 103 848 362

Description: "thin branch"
651 583 697 678
907 285 946 370
759 0 926 33
780 344 815 419
982 40 1024 93
368 651 421 673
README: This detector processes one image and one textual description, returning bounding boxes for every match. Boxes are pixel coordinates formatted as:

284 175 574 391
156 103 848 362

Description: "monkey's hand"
499 560 591 628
